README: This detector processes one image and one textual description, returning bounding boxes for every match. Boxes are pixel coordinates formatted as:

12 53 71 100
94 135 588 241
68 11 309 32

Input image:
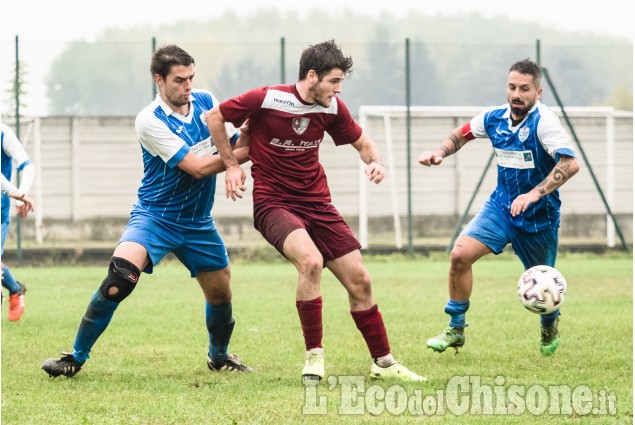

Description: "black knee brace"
99 256 141 302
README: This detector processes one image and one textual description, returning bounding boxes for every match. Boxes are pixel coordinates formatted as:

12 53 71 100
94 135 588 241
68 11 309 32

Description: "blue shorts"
461 200 559 269
119 208 229 278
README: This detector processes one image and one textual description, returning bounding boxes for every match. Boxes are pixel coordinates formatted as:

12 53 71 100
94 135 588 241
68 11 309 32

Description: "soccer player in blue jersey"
418 59 579 356
1 121 34 321
42 45 253 377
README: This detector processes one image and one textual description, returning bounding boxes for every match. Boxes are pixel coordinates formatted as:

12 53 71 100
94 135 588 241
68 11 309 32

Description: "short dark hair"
151 45 195 79
298 40 353 81
509 58 542 87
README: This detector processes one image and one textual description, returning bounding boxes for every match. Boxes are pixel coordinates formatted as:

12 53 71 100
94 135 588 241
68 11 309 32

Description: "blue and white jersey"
134 90 239 224
466 101 576 233
1 123 32 223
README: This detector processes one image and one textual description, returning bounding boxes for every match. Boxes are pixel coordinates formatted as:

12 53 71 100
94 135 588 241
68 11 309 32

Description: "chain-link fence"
0 38 632 255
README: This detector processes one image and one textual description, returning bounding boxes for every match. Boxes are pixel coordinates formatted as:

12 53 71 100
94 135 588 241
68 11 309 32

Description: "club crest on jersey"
292 117 310 135
518 126 529 142
200 112 208 127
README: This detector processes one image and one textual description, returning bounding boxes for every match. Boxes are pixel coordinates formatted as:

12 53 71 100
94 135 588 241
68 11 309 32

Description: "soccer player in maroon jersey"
206 40 425 382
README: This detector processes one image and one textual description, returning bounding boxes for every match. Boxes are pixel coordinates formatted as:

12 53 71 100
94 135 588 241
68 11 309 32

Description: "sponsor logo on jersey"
269 137 321 151
191 138 214 157
292 117 310 135
274 97 295 107
494 148 535 169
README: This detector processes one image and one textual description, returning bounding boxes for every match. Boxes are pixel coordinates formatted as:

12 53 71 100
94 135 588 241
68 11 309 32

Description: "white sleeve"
468 106 501 139
0 174 18 195
135 110 187 163
537 107 576 158
17 164 35 194
469 112 488 139
1 123 34 193
1 123 31 168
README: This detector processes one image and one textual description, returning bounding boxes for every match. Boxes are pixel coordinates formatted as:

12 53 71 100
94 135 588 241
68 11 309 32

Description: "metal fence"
1 38 632 251
3 108 632 251
2 38 632 118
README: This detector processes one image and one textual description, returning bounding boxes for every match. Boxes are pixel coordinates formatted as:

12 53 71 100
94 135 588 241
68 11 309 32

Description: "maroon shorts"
253 201 361 263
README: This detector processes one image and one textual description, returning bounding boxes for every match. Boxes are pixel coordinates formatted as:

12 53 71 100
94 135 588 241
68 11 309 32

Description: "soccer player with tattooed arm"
206 39 426 383
419 58 579 356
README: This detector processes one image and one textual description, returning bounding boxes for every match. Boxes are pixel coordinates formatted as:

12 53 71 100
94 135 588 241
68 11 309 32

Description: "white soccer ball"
517 265 567 314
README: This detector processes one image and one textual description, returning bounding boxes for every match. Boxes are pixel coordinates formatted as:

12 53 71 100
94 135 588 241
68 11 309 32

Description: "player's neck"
160 95 190 116
510 113 526 127
174 104 189 116
295 81 315 105
170 102 190 116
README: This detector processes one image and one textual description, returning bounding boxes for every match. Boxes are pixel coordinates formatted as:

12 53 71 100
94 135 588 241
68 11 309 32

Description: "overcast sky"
1 0 632 116
2 0 634 41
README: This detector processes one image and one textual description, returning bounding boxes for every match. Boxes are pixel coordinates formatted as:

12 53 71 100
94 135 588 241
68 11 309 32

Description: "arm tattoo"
534 157 573 195
534 180 547 195
448 133 461 153
439 145 451 157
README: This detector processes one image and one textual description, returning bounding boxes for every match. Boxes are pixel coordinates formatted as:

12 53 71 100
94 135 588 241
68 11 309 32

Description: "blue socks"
540 309 560 328
72 290 119 364
444 299 558 330
444 299 470 328
206 302 235 365
70 293 237 366
1 266 21 294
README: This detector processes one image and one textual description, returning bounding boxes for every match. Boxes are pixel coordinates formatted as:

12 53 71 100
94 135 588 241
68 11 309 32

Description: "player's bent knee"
99 256 141 302
449 248 473 270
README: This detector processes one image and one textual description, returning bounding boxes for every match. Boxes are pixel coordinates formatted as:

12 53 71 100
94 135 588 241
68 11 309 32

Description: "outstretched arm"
510 155 580 217
418 127 471 166
351 133 385 184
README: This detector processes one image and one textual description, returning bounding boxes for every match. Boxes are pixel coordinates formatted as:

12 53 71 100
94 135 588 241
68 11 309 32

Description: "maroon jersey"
219 84 362 203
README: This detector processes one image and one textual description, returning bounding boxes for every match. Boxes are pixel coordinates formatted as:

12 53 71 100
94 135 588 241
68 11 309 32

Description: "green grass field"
1 252 632 424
